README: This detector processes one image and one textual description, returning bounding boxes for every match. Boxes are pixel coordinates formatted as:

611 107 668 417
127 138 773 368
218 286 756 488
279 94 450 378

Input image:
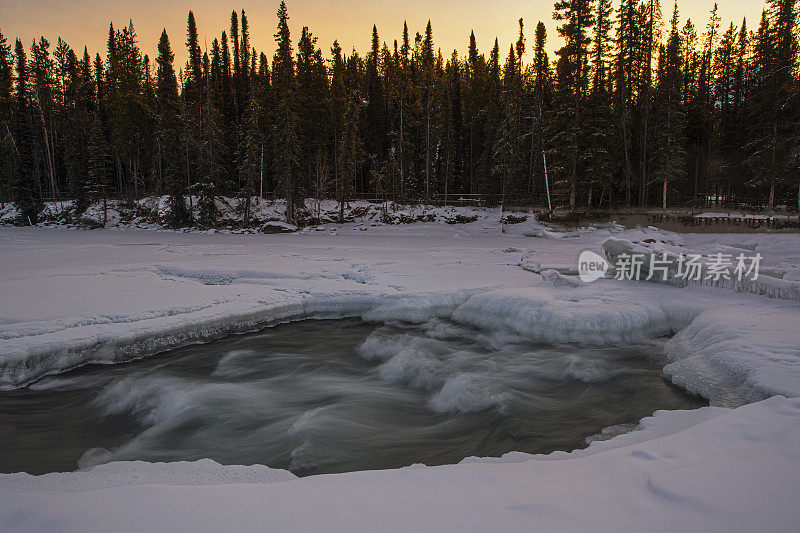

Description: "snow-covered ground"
1 210 799 532
1 196 517 232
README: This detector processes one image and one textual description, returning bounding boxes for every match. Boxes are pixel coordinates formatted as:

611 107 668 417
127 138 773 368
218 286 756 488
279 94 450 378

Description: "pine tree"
238 97 261 225
745 0 798 210
441 50 464 202
296 26 330 197
105 21 147 197
330 40 346 208
62 45 95 214
714 22 740 201
30 36 58 200
272 1 301 223
240 10 251 105
185 11 202 99
552 0 595 208
338 87 363 222
155 30 188 225
652 1 688 208
183 11 203 198
1 1 795 218
12 39 39 222
86 112 109 220
585 0 616 207
365 24 386 189
230 10 242 118
530 21 553 208
615 0 640 206
636 0 660 208
0 29 13 206
421 21 436 203
195 75 226 227
464 30 482 196
493 43 524 209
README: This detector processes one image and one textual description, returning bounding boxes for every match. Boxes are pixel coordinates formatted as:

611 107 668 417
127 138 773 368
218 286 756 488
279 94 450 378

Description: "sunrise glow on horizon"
2 0 767 65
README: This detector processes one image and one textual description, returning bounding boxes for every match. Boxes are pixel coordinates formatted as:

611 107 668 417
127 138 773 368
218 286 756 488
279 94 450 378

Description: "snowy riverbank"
1 219 799 531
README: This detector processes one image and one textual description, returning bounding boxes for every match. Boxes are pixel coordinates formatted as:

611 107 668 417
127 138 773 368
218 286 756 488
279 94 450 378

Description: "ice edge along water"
3 275 799 407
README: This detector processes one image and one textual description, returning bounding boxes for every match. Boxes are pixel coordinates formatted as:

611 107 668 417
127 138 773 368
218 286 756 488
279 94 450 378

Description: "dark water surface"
0 319 706 476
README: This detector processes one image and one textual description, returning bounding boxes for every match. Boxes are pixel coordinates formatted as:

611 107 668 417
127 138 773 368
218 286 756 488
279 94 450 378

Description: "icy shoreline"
3 278 797 407
0 289 476 390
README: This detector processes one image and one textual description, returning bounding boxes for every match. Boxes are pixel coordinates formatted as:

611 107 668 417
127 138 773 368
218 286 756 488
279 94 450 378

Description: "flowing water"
0 318 706 476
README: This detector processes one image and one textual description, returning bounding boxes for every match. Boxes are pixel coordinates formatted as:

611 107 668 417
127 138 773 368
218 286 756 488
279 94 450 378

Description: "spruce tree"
238 97 261 225
530 22 553 208
272 1 301 223
0 29 13 206
745 0 798 209
585 0 615 207
421 21 435 203
185 11 202 99
196 76 226 227
552 0 595 208
240 10 251 103
0 1 795 216
296 26 330 198
12 39 39 222
652 1 688 209
155 30 188 225
330 40 346 209
338 88 363 222
365 24 386 189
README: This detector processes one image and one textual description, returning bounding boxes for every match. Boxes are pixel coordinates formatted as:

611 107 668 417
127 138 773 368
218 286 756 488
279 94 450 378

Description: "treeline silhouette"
0 0 798 226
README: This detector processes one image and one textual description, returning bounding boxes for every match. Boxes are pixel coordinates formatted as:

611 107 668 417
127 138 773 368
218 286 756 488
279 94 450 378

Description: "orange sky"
1 1 766 67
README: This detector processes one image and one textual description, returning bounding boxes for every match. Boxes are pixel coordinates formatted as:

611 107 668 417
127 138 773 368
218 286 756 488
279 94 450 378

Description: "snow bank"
663 307 800 405
451 286 674 345
0 459 295 491
0 203 21 223
4 196 544 234
361 290 477 323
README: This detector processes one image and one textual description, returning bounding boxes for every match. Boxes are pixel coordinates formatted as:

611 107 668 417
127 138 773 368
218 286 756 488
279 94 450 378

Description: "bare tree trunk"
186 143 192 213
528 122 536 197
469 123 476 194
622 112 633 206
35 102 58 198
157 143 163 193
425 103 431 204
259 143 264 200
542 149 551 211
116 153 123 193
34 94 56 198
133 155 139 198
569 154 577 209
639 0 654 209
768 179 775 211
399 90 404 199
